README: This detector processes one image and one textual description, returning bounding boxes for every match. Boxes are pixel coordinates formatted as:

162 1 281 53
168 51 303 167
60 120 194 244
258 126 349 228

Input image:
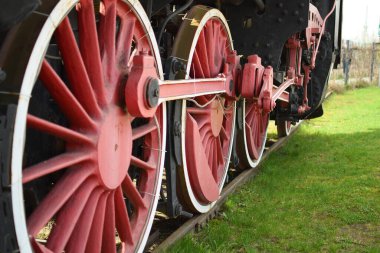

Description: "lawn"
167 87 380 253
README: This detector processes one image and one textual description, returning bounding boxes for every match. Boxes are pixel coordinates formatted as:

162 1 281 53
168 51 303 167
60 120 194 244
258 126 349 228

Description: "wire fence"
330 41 380 89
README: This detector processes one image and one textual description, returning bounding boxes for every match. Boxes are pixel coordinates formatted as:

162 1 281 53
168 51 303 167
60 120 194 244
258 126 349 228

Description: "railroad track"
148 122 301 252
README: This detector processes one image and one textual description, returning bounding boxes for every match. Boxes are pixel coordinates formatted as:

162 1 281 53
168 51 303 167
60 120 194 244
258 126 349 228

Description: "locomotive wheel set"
0 0 342 252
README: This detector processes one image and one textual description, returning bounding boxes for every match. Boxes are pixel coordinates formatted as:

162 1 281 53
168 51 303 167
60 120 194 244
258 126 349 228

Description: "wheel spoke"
192 50 205 78
66 188 103 253
121 175 147 210
216 25 227 59
46 179 98 253
27 168 92 236
261 113 268 132
220 126 229 141
249 114 258 148
78 0 107 107
55 17 102 118
27 114 92 144
245 122 259 159
39 60 96 129
246 107 256 125
203 133 214 159
208 139 216 176
219 26 227 54
212 140 220 179
216 137 225 165
195 115 210 132
23 152 93 184
116 17 135 69
101 193 116 253
132 121 157 141
205 22 216 76
245 103 254 116
213 23 223 66
131 155 155 171
99 0 117 82
197 122 212 142
254 113 262 146
115 186 133 244
197 30 211 77
85 192 109 253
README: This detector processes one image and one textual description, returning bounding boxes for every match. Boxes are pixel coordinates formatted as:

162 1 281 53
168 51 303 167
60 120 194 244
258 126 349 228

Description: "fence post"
343 40 351 85
370 42 375 82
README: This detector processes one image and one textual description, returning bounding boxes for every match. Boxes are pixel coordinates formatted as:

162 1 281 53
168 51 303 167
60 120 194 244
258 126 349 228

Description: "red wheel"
6 0 165 252
171 6 236 213
237 98 269 169
277 120 293 137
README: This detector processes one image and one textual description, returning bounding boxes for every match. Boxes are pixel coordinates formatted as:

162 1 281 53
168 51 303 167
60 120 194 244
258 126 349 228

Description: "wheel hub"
97 107 132 189
210 100 224 137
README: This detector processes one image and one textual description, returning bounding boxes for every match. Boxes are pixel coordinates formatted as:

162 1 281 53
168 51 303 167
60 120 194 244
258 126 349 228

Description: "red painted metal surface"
239 56 275 161
25 1 164 252
184 18 236 204
272 79 294 102
126 51 240 113
241 55 265 98
244 100 268 160
245 68 273 160
310 2 337 69
159 51 239 101
185 114 220 203
159 77 228 101
125 53 160 118
271 2 337 116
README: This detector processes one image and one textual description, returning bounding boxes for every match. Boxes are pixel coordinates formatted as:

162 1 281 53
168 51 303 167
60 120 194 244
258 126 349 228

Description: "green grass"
167 87 380 253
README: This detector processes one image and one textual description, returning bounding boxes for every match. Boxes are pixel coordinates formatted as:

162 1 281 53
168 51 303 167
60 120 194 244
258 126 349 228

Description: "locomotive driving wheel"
236 98 269 169
277 120 293 137
3 0 165 252
171 6 236 213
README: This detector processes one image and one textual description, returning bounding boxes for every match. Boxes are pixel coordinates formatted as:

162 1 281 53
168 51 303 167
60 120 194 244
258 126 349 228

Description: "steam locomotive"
0 0 342 252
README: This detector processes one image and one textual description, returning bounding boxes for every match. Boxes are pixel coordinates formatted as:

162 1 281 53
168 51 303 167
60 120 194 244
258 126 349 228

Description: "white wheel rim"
242 99 269 168
179 7 236 213
11 1 165 252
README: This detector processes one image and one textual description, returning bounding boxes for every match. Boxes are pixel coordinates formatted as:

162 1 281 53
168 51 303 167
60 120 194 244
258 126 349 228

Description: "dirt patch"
337 223 380 247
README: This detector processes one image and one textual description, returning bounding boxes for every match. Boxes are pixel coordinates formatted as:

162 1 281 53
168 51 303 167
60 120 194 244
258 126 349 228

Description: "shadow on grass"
168 126 380 253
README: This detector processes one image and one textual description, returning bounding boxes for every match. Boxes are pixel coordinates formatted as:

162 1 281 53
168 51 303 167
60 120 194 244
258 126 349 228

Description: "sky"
342 0 380 42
